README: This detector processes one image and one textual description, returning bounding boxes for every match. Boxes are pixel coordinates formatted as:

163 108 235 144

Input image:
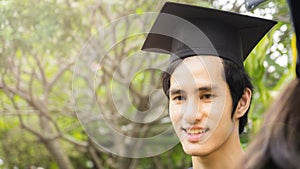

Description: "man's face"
169 56 235 156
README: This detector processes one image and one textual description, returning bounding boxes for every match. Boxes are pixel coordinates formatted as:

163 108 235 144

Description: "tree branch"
47 60 74 92
98 4 111 23
88 145 104 169
33 54 48 90
61 134 88 148
10 95 44 140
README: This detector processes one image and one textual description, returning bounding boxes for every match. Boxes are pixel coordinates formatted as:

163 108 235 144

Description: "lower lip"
186 131 207 142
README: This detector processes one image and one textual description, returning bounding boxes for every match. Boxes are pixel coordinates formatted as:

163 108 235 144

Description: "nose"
183 98 204 123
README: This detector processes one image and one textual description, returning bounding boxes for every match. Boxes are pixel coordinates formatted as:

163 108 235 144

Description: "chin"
181 142 211 157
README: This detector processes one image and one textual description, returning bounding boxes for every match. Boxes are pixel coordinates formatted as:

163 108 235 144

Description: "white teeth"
187 129 206 134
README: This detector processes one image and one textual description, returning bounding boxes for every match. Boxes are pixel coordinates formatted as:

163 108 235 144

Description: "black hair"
222 59 253 133
161 57 253 134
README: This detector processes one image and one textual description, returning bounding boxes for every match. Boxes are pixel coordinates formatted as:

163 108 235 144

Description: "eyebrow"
168 89 185 96
168 85 218 96
197 85 218 92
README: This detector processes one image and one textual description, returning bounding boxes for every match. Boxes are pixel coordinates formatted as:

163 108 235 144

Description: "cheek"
169 104 182 124
208 97 230 117
209 101 233 134
204 100 230 130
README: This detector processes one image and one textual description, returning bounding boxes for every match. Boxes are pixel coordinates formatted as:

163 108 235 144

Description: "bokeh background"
0 0 295 168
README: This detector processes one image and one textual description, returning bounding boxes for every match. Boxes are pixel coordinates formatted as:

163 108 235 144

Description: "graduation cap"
141 2 277 69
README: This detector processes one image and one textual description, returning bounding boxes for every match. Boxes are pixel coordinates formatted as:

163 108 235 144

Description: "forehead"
170 56 226 89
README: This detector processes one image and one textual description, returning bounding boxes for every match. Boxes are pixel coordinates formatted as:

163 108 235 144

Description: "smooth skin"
169 56 252 169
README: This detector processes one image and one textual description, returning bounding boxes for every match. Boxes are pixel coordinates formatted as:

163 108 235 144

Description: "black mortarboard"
141 2 277 69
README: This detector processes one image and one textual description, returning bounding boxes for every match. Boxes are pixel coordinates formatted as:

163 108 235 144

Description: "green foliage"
245 22 293 134
0 120 55 168
243 18 293 145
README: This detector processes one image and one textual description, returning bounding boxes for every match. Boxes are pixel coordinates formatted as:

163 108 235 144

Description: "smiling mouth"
182 127 209 142
184 128 208 135
183 127 209 135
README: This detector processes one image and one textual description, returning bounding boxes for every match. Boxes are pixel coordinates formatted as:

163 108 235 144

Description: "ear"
234 88 252 120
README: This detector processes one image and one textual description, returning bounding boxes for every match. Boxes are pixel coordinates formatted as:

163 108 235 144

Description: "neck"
191 124 245 169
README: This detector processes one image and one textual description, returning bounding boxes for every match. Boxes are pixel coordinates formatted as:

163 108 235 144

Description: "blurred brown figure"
241 0 300 168
241 78 300 169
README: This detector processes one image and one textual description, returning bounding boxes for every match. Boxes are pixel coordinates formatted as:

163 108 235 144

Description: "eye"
171 95 186 104
173 95 186 101
200 94 215 100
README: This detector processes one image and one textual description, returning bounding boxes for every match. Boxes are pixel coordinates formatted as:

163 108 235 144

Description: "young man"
142 2 276 169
